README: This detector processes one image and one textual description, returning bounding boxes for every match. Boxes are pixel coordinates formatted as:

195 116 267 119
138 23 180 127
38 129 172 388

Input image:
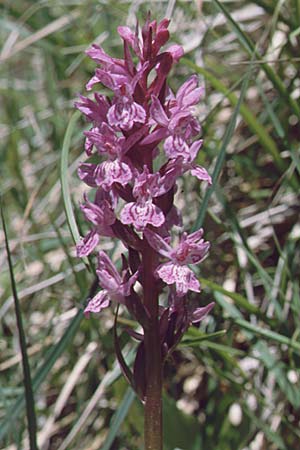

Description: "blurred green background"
0 1 300 449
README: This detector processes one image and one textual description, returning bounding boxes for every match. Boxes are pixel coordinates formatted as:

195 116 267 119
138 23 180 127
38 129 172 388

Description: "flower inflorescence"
76 16 214 370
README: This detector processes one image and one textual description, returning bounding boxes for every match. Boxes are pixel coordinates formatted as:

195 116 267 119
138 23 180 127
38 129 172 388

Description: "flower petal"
143 228 172 257
76 229 99 257
190 165 212 184
84 290 110 316
96 251 122 292
150 96 169 127
175 75 204 108
121 270 139 296
80 196 115 227
74 94 109 124
78 163 99 187
167 44 184 62
191 302 215 323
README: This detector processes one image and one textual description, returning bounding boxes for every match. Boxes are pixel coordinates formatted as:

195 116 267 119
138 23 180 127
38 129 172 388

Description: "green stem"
143 240 163 450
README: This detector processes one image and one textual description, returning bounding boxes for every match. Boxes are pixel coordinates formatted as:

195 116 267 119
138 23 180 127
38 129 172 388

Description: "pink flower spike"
96 251 138 300
76 15 213 332
84 290 110 317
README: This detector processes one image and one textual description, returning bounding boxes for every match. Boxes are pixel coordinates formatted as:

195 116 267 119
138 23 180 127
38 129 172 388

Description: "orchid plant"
76 15 214 450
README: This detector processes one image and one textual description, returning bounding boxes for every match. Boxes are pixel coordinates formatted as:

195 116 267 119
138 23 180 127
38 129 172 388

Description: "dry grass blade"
56 349 135 450
38 341 98 450
0 263 85 320
0 11 80 63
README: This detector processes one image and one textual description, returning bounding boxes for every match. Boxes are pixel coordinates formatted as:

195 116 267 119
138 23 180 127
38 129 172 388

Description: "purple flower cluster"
76 17 214 363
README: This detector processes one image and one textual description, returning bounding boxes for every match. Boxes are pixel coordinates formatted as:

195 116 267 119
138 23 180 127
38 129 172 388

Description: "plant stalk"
143 241 163 450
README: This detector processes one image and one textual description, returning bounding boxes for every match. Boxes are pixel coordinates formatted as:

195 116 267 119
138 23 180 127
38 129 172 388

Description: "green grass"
1 1 300 449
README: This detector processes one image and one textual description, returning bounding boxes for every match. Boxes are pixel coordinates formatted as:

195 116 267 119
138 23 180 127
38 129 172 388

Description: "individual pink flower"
169 291 215 326
164 155 212 184
78 123 134 191
84 123 125 157
84 290 110 316
85 44 132 91
142 78 202 146
84 251 138 315
107 90 146 131
76 195 115 257
74 93 109 125
80 194 115 226
169 75 204 111
77 228 100 257
144 228 210 296
96 159 133 190
121 200 165 231
120 166 167 230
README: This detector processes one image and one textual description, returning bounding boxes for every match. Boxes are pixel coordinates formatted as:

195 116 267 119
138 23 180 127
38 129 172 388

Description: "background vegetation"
0 1 300 449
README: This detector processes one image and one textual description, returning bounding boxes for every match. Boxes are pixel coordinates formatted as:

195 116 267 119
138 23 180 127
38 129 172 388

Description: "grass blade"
0 310 83 441
0 277 99 442
0 201 38 450
211 0 300 120
243 404 287 450
236 318 300 355
56 347 136 450
60 110 81 246
183 59 286 172
101 387 136 450
180 330 226 347
199 277 261 316
113 305 135 392
199 278 262 316
192 58 254 230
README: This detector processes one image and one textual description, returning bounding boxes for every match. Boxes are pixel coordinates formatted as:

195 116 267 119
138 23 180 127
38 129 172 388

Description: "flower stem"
143 241 163 450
